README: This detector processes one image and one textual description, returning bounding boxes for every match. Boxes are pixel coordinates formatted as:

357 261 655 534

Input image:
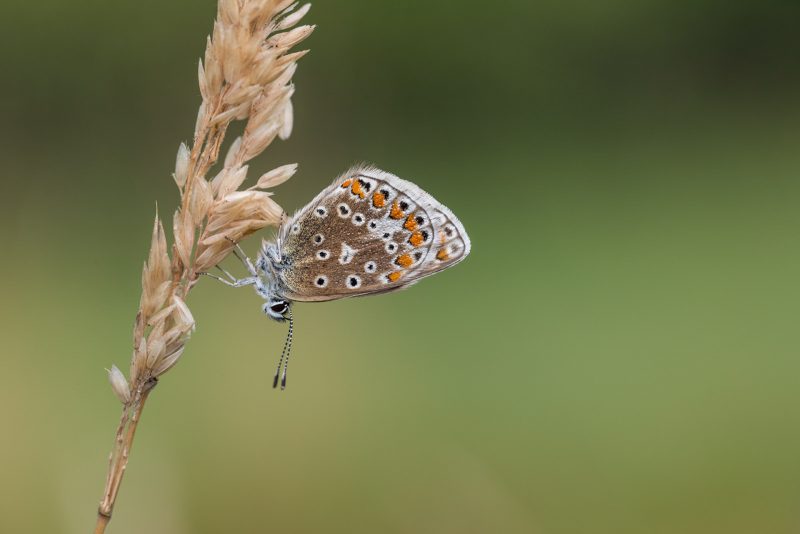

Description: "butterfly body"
215 165 470 387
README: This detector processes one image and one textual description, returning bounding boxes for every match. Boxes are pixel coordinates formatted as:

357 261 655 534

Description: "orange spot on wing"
372 191 386 208
403 214 418 231
341 179 353 188
436 249 450 261
351 179 366 198
439 232 447 245
409 231 424 247
395 254 413 268
387 271 403 282
389 201 404 219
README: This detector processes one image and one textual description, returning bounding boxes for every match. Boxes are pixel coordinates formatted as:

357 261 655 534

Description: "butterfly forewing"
276 166 470 301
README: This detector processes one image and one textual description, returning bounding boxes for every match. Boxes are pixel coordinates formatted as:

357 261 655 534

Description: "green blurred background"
2 1 800 532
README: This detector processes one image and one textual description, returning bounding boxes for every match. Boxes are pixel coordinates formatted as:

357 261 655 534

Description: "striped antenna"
273 309 294 390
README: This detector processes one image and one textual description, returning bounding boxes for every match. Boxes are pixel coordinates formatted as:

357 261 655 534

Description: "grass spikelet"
93 2 313 532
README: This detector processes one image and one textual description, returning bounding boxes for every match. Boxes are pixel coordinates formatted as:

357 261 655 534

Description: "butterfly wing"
275 165 471 302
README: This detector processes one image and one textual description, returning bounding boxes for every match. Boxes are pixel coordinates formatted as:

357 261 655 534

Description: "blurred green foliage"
2 1 800 533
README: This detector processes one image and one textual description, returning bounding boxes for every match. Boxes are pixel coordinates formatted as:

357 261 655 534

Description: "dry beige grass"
94 1 313 532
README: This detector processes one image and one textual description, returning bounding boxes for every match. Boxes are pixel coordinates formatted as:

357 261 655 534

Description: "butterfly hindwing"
276 165 470 301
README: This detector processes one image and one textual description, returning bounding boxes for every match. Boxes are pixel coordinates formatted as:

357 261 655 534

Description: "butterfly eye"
269 301 289 315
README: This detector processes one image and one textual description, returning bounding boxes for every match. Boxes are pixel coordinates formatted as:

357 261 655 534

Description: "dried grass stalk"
94 2 313 532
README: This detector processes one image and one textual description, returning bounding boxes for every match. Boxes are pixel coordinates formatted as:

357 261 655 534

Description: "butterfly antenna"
272 324 289 388
272 309 294 390
281 309 294 390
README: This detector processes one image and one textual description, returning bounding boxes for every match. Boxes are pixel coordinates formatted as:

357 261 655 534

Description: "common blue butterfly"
210 165 471 388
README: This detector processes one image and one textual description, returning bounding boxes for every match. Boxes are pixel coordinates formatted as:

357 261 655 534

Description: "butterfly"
210 165 471 389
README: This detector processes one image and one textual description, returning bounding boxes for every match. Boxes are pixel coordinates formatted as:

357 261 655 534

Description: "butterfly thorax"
255 240 292 321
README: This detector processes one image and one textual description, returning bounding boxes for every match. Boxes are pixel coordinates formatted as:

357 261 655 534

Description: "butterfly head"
263 297 291 322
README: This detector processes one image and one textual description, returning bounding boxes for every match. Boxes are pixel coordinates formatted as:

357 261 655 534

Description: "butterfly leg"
200 270 258 288
225 237 258 276
215 264 238 283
